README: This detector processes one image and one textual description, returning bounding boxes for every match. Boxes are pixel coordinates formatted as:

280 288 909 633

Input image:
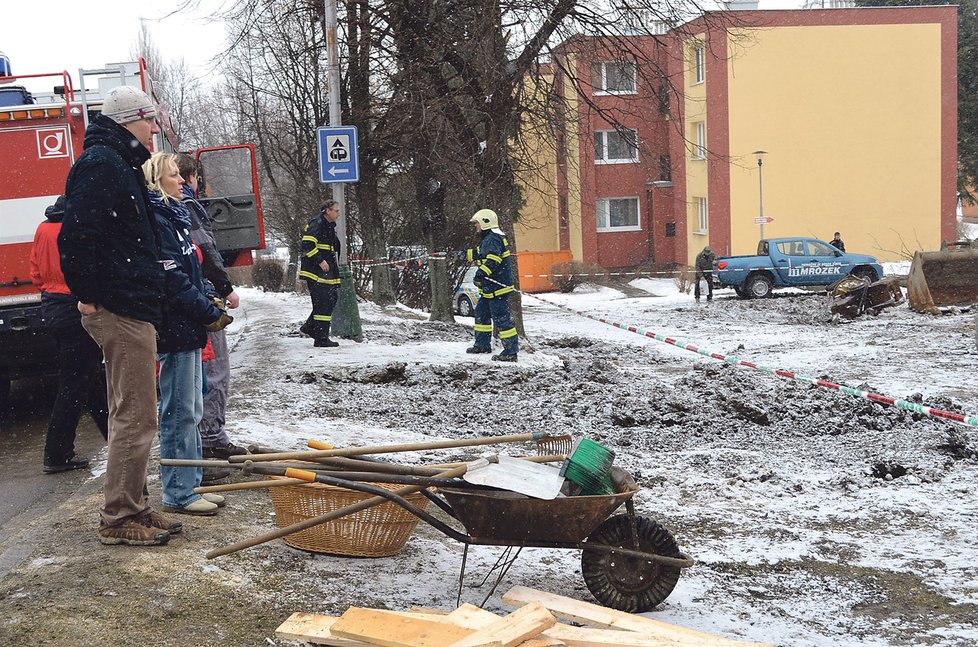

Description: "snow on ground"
219 280 977 647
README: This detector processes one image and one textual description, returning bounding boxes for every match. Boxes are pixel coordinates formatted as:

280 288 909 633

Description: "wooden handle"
230 432 546 464
194 478 307 494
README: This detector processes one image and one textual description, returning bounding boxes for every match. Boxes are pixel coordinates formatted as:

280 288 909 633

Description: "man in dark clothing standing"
694 245 716 302
830 232 846 252
299 201 342 348
464 208 519 362
30 195 108 473
59 85 175 547
174 154 245 464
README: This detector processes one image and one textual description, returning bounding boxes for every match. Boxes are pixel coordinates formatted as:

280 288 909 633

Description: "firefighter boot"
314 324 339 348
466 346 491 354
492 336 519 362
300 318 315 337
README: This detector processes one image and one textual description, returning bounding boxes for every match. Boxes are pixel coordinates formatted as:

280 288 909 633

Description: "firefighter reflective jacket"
300 214 341 285
466 229 513 298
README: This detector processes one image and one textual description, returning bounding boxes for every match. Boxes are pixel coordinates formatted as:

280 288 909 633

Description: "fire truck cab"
0 57 265 406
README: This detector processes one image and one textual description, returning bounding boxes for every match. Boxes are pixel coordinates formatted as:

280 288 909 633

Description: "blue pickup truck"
715 237 884 298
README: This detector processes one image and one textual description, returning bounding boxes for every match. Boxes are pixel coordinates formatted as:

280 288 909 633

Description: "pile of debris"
276 585 772 647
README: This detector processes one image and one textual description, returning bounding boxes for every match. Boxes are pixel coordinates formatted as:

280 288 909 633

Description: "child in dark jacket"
142 153 231 516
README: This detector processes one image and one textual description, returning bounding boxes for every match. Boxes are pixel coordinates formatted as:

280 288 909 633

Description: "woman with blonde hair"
143 152 232 516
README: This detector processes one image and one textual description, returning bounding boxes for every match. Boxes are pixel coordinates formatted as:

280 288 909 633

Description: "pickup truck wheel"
734 286 748 299
851 267 878 283
746 274 773 298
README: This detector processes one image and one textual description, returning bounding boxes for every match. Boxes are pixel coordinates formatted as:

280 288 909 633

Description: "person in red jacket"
29 195 109 473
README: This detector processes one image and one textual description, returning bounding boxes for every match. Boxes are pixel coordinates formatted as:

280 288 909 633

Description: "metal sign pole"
325 0 362 340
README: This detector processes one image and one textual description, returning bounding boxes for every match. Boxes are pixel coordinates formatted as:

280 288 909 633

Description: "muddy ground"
0 285 976 646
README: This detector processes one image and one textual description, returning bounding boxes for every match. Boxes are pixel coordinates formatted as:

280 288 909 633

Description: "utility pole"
325 0 363 340
754 150 767 242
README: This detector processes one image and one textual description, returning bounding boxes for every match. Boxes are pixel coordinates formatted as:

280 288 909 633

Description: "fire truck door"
195 145 264 259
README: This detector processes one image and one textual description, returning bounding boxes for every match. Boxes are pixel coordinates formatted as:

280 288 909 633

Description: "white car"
453 266 479 317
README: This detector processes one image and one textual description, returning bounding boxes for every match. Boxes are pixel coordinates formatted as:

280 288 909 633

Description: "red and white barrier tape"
476 273 977 428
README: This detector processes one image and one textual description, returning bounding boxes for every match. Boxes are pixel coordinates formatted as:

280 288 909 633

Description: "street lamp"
753 150 767 241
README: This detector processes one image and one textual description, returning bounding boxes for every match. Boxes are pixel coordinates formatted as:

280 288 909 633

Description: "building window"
659 154 671 182
691 122 706 160
695 197 708 234
693 44 705 84
665 222 676 237
591 61 637 95
594 129 638 164
597 197 641 232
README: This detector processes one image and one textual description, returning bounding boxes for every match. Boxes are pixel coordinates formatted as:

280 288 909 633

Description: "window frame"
596 196 642 233
691 121 706 160
594 128 639 165
693 44 705 84
593 61 638 96
695 197 708 235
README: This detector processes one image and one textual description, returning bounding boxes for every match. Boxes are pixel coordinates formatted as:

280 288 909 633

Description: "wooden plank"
449 603 556 647
275 613 371 646
501 587 772 647
544 624 741 647
446 604 504 629
330 607 489 647
407 607 452 616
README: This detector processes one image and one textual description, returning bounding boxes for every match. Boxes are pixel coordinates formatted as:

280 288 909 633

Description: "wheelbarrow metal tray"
438 468 639 543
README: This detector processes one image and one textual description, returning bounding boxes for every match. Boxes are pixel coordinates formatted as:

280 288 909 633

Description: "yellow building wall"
684 35 709 266
725 23 942 261
514 72 560 252
513 59 582 257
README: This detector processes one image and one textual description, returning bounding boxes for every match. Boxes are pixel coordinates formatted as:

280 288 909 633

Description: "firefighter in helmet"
463 208 519 361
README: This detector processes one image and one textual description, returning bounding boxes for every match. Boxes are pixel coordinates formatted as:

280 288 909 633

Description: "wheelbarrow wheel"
581 514 682 612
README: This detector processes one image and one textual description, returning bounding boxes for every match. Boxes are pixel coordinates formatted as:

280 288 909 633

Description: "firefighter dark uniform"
465 209 519 361
299 210 341 347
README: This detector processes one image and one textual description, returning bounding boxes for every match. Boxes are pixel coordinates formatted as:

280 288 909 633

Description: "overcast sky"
1 1 229 84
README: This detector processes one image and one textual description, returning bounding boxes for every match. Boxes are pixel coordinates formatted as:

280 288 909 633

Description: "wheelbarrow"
317 465 694 612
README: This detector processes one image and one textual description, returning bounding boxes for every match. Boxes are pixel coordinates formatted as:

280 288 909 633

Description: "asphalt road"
0 376 106 578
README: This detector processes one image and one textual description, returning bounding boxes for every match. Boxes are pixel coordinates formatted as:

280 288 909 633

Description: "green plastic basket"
561 437 616 495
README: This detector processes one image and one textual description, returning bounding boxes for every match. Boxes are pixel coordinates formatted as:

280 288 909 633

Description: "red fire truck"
0 57 265 405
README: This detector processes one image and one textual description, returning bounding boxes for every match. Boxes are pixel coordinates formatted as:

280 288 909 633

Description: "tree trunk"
285 244 302 292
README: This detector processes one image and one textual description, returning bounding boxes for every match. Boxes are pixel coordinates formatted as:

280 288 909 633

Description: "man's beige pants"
81 308 158 527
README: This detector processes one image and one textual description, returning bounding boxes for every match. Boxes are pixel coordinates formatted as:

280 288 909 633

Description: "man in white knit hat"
59 85 182 546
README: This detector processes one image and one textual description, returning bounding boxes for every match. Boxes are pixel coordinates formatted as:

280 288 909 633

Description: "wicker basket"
267 477 429 557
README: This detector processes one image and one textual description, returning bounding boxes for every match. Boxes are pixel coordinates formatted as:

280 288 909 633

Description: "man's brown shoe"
138 509 183 534
99 519 170 546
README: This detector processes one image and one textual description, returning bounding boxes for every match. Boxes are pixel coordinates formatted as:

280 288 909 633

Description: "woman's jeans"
157 350 203 508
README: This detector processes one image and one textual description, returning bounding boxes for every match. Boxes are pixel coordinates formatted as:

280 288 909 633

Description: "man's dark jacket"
182 184 234 298
59 115 164 326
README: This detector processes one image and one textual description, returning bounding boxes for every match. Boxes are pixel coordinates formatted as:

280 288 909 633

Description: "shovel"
462 454 565 500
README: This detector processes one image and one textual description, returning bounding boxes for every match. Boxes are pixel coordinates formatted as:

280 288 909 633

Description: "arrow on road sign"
329 167 350 177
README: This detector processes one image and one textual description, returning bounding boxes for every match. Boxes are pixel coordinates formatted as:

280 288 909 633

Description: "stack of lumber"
276 586 773 647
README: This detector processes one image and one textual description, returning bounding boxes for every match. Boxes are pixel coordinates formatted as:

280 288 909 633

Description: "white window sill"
593 90 638 96
595 158 639 165
690 80 705 87
693 229 708 236
690 155 705 161
597 226 642 233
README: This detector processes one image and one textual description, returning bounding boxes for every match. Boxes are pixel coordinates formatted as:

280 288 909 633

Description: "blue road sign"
317 125 360 184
